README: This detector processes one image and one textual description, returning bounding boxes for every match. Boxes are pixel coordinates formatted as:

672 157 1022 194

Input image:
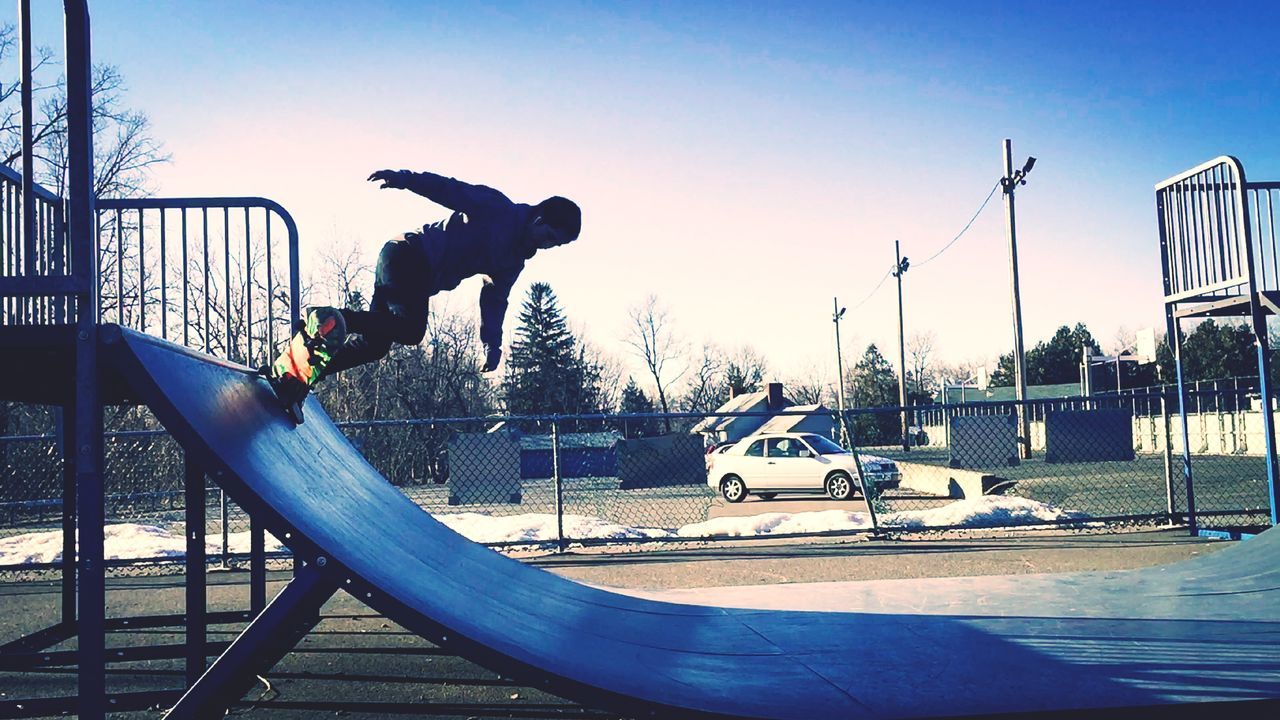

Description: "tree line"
987 320 1271 392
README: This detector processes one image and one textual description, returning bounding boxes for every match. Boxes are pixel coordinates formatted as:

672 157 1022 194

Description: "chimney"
767 382 784 411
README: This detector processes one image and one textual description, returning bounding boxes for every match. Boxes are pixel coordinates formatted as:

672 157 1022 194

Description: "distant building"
690 382 792 446
690 384 838 446
755 403 838 440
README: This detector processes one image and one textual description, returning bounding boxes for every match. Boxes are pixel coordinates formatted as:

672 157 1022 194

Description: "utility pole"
892 241 910 452
1001 139 1036 459
832 298 850 447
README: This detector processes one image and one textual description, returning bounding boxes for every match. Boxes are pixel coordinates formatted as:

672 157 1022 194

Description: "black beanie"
535 196 581 240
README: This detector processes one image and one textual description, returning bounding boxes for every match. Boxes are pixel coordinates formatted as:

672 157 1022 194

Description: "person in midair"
323 169 582 376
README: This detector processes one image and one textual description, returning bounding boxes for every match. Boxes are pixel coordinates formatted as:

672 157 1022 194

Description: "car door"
736 438 768 489
765 437 804 489
790 437 829 492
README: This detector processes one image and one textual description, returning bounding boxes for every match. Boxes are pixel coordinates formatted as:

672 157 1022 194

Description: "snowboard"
261 307 347 424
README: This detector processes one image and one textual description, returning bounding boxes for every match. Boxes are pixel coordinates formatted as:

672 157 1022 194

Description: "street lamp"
1001 139 1036 459
892 242 910 452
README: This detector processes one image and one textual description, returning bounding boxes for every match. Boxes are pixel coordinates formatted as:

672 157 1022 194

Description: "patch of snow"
0 524 185 565
434 512 672 545
677 510 873 538
882 496 1089 530
221 529 286 554
0 524 285 566
0 497 1090 567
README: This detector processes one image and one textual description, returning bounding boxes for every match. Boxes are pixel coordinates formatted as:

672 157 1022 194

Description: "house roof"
690 391 793 434
755 404 830 434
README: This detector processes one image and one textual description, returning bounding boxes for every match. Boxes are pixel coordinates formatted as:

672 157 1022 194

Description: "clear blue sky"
12 1 1280 388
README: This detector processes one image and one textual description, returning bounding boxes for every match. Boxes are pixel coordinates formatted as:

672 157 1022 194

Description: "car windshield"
801 434 848 455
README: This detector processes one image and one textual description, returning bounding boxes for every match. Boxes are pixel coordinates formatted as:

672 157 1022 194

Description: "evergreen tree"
619 378 657 437
503 282 604 416
991 323 1100 387
724 362 762 398
1156 320 1258 383
848 344 900 444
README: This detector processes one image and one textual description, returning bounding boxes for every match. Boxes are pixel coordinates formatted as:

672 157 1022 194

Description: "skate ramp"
105 326 1280 719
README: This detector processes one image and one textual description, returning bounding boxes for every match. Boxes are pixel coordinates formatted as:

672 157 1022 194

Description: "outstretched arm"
368 169 511 217
478 272 519 373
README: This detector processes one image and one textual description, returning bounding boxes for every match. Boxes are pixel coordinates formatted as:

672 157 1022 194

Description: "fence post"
552 417 565 552
836 409 881 535
220 488 230 568
1161 394 1176 526
184 454 207 686
58 404 76 624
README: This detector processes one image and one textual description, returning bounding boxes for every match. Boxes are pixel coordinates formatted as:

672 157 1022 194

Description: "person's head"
525 196 581 250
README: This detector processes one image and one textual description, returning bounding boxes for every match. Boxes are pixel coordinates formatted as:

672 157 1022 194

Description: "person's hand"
482 343 502 373
368 169 410 189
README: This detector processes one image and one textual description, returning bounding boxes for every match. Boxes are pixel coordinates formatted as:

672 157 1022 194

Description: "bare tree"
625 295 686 432
0 25 169 198
724 344 769 398
907 331 937 398
0 25 168 441
785 362 831 406
935 356 995 402
680 342 726 414
1112 325 1137 356
578 328 625 415
317 239 372 311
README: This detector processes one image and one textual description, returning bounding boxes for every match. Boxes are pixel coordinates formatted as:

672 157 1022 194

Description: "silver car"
706 432 901 503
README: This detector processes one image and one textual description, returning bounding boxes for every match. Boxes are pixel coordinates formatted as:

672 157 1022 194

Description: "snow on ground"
883 496 1090 530
677 510 873 538
435 513 671 545
0 525 284 566
0 496 1087 566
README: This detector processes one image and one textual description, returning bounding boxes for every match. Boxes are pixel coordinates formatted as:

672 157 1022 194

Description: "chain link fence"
1 390 1276 571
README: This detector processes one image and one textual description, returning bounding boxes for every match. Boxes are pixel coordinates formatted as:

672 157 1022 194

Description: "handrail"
0 164 62 204
0 166 70 324
94 196 301 365
1155 155 1253 304
0 162 303 365
1155 154 1246 191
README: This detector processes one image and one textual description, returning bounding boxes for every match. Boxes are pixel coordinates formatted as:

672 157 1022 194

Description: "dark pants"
326 239 432 374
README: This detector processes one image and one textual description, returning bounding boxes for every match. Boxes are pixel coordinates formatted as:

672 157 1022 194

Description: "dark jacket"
398 171 535 349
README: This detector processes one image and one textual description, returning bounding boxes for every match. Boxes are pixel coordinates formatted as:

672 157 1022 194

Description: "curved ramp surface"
106 327 1280 719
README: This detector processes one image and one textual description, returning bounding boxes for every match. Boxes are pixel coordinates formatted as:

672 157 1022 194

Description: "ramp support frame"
165 561 337 719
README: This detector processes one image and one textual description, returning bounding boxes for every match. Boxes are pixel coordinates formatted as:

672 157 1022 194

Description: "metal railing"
94 198 301 366
1247 181 1280 291
1155 157 1280 306
1156 156 1253 304
0 163 302 366
0 164 70 325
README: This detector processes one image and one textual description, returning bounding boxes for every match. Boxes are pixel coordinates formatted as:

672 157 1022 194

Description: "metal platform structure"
1157 156 1280 530
0 2 301 716
0 3 1277 718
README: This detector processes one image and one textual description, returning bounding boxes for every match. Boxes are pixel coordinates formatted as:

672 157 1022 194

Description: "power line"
845 179 1001 312
914 180 1002 268
849 269 892 312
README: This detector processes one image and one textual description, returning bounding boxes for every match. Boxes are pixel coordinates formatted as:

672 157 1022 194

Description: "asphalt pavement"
0 527 1240 719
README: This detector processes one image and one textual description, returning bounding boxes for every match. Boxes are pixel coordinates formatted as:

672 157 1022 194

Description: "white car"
707 432 901 503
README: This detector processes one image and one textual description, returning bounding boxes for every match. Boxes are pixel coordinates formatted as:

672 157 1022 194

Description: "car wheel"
757 492 777 500
826 472 856 501
720 475 747 503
